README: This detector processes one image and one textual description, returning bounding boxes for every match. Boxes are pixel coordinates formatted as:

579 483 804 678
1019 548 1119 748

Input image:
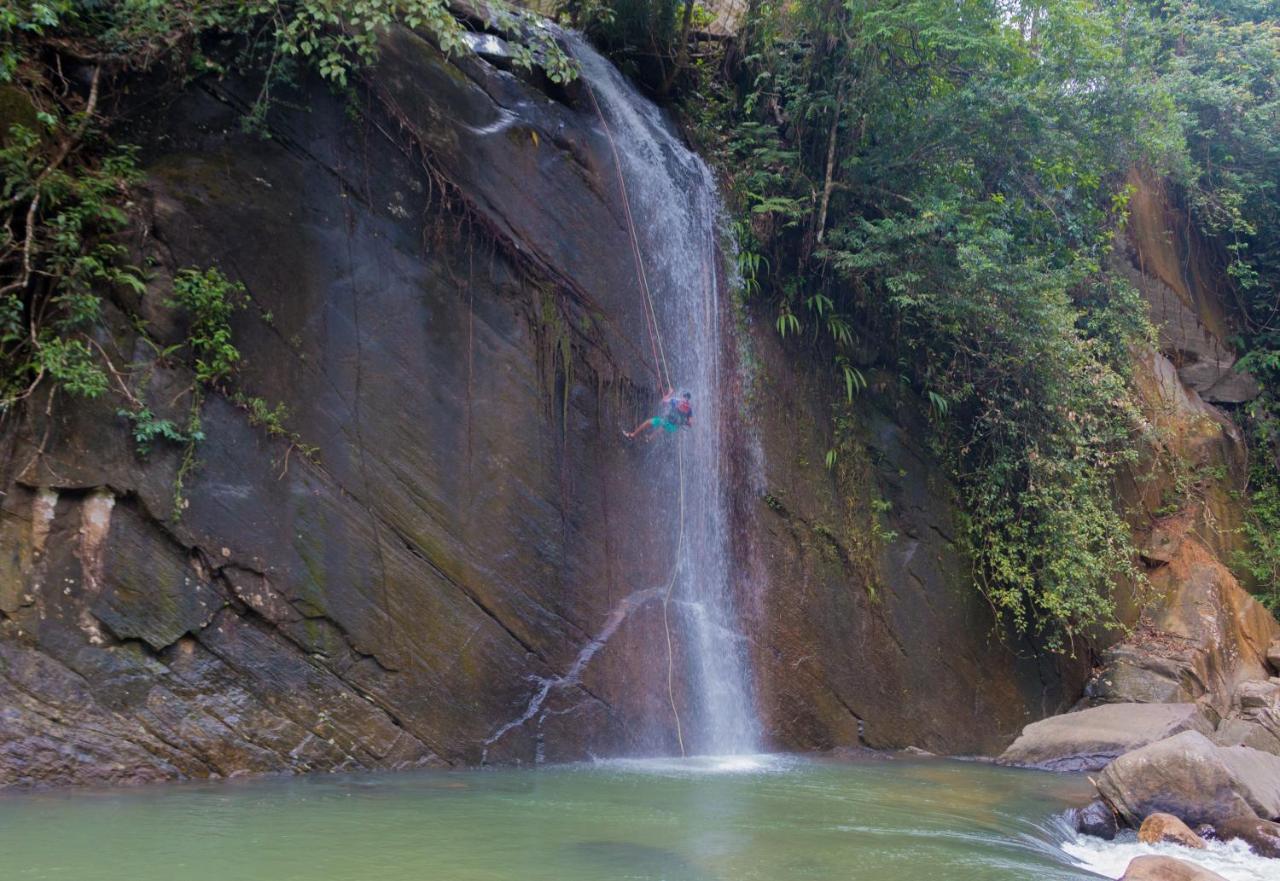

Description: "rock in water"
1097 730 1280 827
1119 855 1229 881
998 703 1214 771
1138 813 1207 849
1072 799 1119 840
1214 817 1280 858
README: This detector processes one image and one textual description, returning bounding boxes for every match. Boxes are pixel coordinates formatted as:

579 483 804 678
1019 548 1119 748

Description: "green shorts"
651 417 678 433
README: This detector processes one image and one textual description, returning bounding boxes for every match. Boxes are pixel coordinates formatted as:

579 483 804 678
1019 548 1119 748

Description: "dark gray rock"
1072 799 1119 840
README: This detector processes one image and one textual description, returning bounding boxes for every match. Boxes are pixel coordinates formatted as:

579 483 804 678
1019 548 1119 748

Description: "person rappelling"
625 388 693 439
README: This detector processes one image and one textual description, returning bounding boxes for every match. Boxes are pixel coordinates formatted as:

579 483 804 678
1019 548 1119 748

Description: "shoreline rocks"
1098 730 1280 828
1138 813 1207 849
1214 817 1280 858
1118 855 1229 881
998 702 1214 772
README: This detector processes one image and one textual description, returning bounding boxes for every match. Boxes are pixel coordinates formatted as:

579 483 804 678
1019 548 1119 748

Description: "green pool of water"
0 754 1109 880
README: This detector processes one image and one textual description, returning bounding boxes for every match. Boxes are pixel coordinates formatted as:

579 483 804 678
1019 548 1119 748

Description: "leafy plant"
168 267 244 387
118 407 202 455
708 0 1167 646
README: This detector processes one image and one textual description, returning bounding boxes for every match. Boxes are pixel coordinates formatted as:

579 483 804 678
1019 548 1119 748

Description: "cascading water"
567 34 760 756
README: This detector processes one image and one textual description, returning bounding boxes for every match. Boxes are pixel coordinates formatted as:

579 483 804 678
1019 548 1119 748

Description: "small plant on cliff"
118 407 203 455
168 267 245 387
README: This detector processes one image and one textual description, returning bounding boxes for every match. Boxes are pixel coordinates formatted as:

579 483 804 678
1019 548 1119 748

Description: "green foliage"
168 267 244 386
118 406 202 454
709 0 1171 646
231 390 319 458
0 119 142 408
1234 472 1280 613
1154 0 1280 613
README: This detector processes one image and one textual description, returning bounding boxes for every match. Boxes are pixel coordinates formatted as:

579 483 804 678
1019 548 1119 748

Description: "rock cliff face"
0 29 1272 786
997 172 1280 778
733 335 1087 754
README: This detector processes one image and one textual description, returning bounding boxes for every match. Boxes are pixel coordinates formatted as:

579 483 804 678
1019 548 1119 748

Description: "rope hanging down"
584 77 686 758
583 79 672 393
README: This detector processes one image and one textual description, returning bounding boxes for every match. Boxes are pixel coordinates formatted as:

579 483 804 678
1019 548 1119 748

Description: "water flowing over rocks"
1213 817 1280 858
1139 813 1208 849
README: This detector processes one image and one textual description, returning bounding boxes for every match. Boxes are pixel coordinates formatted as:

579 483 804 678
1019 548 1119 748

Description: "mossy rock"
0 84 39 146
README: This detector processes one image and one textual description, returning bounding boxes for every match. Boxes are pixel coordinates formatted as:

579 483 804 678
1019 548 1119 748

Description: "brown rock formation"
1119 855 1229 881
1139 812 1208 849
1098 731 1280 827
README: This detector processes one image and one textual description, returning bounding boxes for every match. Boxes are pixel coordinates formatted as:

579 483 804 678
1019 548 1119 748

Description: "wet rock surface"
1 31 674 785
1073 799 1120 840
1139 813 1207 849
738 342 1086 755
1213 817 1280 858
0 26 1095 786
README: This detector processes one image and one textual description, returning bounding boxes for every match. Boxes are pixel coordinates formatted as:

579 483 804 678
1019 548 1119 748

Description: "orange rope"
584 75 686 757
584 78 672 393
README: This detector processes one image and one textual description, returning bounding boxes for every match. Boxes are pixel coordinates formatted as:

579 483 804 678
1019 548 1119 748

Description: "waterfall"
566 34 760 756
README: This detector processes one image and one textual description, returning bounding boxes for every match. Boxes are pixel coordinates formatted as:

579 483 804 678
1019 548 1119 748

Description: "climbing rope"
662 436 687 757
583 78 672 393
584 76 686 757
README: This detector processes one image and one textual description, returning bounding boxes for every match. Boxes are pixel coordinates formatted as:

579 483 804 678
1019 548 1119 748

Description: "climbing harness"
584 77 686 757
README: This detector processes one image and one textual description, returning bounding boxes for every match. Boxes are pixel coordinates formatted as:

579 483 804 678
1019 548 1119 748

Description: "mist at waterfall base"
6 755 1268 881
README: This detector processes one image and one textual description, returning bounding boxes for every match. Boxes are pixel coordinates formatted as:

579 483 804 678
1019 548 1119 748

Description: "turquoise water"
0 754 1118 881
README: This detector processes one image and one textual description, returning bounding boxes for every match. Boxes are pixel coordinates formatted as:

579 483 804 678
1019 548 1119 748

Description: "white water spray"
567 34 760 756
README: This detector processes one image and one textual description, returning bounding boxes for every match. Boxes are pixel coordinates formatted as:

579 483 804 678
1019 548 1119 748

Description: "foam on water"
1061 831 1278 880
588 753 795 777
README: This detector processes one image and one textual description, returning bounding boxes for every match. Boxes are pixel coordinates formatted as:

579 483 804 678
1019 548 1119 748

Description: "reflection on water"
0 754 1261 881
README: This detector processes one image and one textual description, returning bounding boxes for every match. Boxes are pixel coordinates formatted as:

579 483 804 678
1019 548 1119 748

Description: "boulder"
1214 817 1280 858
1267 640 1280 673
1211 713 1280 756
1072 799 1119 840
1097 730 1280 827
1194 824 1219 842
1118 855 1229 881
1082 528 1280 716
1138 813 1206 849
1235 680 1280 712
998 702 1213 772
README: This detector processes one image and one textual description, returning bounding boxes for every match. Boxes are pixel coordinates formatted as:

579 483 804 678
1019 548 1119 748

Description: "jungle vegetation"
2 1 1278 646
